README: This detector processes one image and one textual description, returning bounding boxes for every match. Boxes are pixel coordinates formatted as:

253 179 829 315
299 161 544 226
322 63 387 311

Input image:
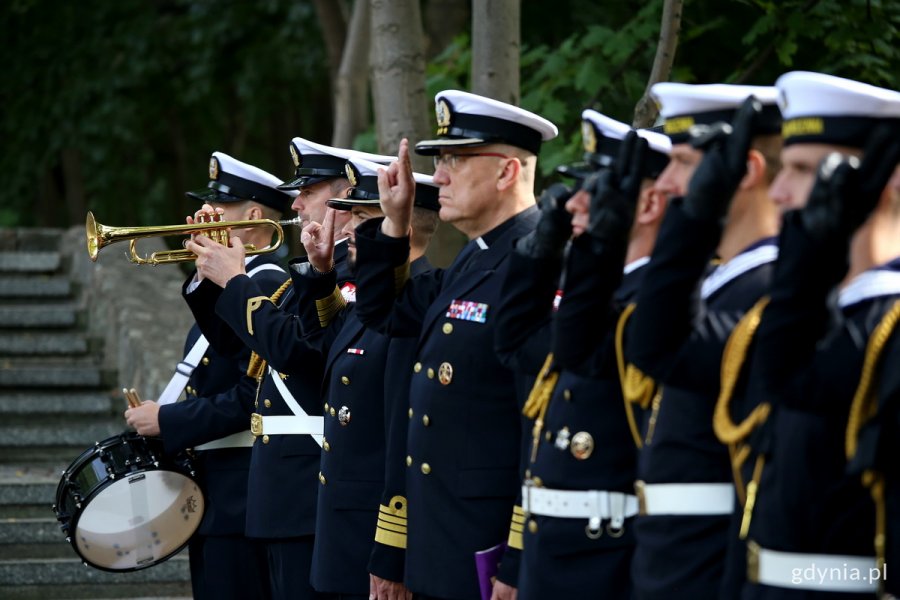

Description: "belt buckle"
634 480 647 515
250 413 263 437
746 540 760 583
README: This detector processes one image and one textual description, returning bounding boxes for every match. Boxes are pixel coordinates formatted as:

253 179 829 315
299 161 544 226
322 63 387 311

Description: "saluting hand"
378 138 416 239
124 401 161 437
683 95 762 222
300 207 336 273
490 579 517 600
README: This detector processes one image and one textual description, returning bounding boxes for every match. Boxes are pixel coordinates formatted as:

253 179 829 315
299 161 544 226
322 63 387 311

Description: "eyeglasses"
432 152 510 171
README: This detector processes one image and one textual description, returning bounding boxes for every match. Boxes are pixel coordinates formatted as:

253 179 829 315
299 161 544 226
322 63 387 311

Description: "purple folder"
474 541 507 600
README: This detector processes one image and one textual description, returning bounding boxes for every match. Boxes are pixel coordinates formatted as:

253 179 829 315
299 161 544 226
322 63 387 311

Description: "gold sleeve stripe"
509 522 524 533
393 262 411 296
376 520 408 534
511 513 526 525
512 505 526 516
375 527 407 549
315 285 348 328
376 512 408 527
508 530 523 550
379 496 408 517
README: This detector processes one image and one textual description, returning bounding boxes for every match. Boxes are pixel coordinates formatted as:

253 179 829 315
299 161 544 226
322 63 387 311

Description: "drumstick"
123 388 139 409
129 388 143 406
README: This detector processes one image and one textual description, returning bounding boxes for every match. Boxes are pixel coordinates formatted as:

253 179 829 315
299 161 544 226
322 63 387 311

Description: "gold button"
323 439 330 452
427 368 435 379
324 402 329 412
421 463 431 475
201 357 210 366
408 408 414 419
341 376 350 385
413 362 422 373
563 389 572 401
186 386 193 395
422 415 430 427
319 472 326 485
264 399 271 408
545 431 552 441
406 455 412 466
532 476 543 488
442 322 453 334
528 519 538 533
262 435 270 444
330 407 336 417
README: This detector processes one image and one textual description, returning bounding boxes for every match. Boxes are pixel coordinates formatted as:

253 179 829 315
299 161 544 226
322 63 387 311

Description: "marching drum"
52 431 205 572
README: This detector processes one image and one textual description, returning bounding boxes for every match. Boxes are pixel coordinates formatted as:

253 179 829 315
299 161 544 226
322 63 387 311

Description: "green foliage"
1 0 897 228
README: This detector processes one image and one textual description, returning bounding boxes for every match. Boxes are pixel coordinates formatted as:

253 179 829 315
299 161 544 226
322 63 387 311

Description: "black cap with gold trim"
776 71 900 148
279 137 395 190
327 156 439 212
651 83 782 144
415 90 558 156
186 151 295 210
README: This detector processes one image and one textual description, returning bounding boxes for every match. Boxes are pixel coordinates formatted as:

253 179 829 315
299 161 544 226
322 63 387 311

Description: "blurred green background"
1 0 897 229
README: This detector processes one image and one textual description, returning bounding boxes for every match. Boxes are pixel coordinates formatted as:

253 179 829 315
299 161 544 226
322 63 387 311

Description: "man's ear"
635 182 666 226
496 157 522 192
739 148 767 191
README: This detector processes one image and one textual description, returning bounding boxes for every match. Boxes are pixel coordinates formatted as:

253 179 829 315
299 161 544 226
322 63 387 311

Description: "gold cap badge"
345 163 357 187
290 144 301 168
208 157 219 180
581 121 597 153
436 98 451 135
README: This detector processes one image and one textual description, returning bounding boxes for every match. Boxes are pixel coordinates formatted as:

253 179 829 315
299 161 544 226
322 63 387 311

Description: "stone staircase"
0 228 191 599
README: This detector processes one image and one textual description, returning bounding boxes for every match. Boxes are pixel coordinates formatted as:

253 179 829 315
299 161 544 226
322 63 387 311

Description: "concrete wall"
65 226 194 400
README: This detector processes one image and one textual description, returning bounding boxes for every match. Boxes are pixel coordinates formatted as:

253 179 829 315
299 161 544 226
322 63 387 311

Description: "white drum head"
74 469 204 570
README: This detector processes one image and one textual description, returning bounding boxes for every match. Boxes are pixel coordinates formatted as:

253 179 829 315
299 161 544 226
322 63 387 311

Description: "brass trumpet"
85 211 302 265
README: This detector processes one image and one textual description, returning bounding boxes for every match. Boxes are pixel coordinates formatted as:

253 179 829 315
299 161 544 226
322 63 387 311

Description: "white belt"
635 481 735 516
522 485 639 537
195 430 254 451
251 414 324 440
748 542 879 593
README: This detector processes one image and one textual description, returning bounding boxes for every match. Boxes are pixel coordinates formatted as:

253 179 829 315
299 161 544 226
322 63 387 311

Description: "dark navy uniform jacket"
741 213 900 600
495 234 643 600
285 256 431 595
623 200 776 600
354 207 538 600
161 254 286 537
184 243 352 539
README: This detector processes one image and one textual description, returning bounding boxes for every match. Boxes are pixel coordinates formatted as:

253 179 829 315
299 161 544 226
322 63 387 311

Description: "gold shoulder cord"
615 303 659 448
246 277 293 382
523 353 559 464
846 299 900 586
713 296 770 538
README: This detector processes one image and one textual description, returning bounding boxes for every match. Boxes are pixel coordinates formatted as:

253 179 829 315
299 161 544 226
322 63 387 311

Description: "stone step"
0 332 90 356
0 305 79 328
0 276 72 299
0 421 124 448
0 582 191 600
0 517 63 545
0 554 190 588
0 392 113 416
0 252 62 274
0 446 104 467
0 365 106 388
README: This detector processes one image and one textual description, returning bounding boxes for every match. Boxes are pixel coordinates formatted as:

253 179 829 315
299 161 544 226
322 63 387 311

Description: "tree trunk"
313 0 348 92
632 0 683 128
332 0 371 148
368 0 430 166
471 0 520 105
369 0 461 266
422 0 469 59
